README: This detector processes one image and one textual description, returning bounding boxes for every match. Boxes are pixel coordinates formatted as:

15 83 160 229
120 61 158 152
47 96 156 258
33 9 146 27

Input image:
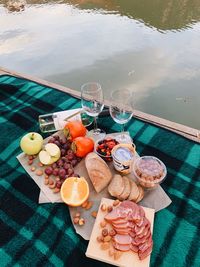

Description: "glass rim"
81 82 102 93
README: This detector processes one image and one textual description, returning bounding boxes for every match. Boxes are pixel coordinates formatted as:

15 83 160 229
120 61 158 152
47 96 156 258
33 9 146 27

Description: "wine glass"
81 82 105 141
109 89 133 143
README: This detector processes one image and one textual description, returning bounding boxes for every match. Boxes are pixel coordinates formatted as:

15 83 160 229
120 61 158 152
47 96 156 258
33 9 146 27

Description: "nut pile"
97 200 123 261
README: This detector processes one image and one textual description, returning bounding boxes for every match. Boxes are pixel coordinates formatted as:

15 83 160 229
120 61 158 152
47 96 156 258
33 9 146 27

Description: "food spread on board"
19 118 168 266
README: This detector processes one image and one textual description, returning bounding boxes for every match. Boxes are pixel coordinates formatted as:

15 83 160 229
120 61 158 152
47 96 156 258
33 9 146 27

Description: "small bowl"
94 137 119 162
133 156 167 189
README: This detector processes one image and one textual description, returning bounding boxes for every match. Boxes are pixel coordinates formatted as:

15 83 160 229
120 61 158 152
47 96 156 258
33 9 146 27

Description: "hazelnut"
109 229 116 237
114 251 122 260
101 204 107 212
31 166 36 172
28 160 33 165
73 217 79 224
96 236 103 243
35 169 43 176
102 228 108 237
113 199 120 206
104 235 111 242
53 187 60 193
75 212 81 218
100 220 107 228
91 211 97 218
107 206 113 213
78 218 85 226
100 242 110 250
85 201 93 210
38 162 43 167
81 201 88 208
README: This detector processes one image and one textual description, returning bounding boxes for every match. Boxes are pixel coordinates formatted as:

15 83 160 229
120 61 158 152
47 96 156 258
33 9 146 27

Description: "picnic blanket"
0 74 200 267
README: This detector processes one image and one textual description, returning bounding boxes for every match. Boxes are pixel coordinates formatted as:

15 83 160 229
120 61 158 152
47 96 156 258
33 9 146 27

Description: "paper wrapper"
17 131 172 241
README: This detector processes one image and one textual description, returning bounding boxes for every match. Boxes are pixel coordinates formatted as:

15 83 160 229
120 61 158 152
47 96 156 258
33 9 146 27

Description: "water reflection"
0 0 200 128
68 0 200 31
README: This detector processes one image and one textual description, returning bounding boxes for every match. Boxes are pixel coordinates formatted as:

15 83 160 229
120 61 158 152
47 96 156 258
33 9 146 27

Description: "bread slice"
108 174 125 198
85 152 112 193
135 185 144 203
118 176 131 200
128 180 140 202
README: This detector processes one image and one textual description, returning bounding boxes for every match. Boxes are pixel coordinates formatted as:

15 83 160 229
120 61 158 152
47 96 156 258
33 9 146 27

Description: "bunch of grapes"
44 135 81 189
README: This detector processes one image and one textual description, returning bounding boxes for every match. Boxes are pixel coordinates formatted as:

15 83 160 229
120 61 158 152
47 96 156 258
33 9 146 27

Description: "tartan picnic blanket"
0 74 200 267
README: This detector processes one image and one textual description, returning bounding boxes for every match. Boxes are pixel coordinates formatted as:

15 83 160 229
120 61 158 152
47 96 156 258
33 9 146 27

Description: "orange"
60 177 89 207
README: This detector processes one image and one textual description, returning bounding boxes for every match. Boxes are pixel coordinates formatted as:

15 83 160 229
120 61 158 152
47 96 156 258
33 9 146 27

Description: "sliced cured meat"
115 229 131 235
135 230 151 245
120 200 139 211
129 231 136 238
139 245 152 260
130 244 139 253
137 217 150 228
138 205 145 218
139 237 153 253
137 225 150 239
113 242 131 252
135 217 144 228
113 234 132 245
135 224 146 236
111 218 127 225
112 222 129 229
104 206 126 222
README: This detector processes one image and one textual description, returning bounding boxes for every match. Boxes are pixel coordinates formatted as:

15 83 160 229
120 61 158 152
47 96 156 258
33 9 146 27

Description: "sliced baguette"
135 185 145 203
128 180 140 202
108 174 125 198
118 176 131 200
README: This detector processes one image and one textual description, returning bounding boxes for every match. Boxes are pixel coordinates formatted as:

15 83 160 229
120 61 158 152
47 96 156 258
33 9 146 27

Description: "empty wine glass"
81 82 105 140
109 89 133 143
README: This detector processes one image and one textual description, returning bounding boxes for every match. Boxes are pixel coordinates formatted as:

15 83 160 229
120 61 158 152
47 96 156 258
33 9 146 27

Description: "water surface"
0 0 200 128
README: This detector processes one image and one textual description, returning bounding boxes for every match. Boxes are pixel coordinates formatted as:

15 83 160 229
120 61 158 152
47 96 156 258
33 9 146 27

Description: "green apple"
20 132 43 155
39 143 61 165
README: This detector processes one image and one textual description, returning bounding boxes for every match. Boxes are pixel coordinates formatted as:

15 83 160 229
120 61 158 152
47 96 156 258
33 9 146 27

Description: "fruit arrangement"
20 121 94 195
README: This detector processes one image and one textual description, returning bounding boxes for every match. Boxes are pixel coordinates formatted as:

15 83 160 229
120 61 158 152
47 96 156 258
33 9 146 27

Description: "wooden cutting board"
86 198 155 267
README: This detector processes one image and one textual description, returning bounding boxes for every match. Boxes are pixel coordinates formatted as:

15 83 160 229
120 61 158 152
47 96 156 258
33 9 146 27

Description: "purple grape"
45 167 53 175
58 168 66 179
71 159 78 167
52 168 59 176
57 159 64 167
61 149 66 156
67 149 74 155
67 168 74 176
63 163 71 170
52 163 57 169
63 143 70 150
66 154 74 161
54 140 61 147
48 137 55 143
54 135 60 140
56 181 62 189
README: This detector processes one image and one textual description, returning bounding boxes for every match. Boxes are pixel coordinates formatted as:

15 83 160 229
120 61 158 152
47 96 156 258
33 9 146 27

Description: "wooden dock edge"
1 67 199 143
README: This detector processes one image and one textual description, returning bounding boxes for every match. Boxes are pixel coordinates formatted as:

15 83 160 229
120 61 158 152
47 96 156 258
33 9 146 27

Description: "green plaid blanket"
0 75 199 267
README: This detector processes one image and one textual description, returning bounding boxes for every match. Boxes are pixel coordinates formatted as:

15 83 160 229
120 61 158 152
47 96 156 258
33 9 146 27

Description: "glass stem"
121 123 125 139
94 116 98 132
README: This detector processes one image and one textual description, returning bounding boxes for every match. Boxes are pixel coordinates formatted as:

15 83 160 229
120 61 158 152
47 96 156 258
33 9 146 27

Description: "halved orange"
60 177 89 207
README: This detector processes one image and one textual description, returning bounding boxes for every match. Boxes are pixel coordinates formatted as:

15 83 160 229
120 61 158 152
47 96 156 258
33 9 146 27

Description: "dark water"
1 0 200 129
